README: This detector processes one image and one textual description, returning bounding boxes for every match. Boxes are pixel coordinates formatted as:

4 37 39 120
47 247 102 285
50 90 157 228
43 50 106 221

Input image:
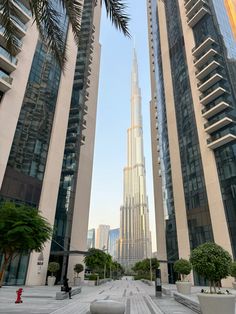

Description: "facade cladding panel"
50 0 96 281
164 0 214 255
195 0 236 258
0 2 67 285
150 0 179 269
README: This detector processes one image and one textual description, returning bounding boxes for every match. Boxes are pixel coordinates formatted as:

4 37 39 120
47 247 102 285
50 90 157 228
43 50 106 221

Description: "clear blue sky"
88 1 156 251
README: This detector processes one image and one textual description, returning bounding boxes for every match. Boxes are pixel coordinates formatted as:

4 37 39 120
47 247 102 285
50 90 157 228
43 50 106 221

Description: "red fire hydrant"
15 288 23 304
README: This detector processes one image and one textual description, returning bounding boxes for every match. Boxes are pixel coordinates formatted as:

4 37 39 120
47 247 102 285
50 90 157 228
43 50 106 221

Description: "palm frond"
29 0 67 69
102 0 130 37
59 0 82 46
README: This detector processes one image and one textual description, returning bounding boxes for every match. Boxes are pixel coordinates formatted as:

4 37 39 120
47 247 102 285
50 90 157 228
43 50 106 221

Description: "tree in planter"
0 201 52 287
190 242 232 293
230 262 236 288
84 248 107 277
174 259 192 281
74 263 84 278
48 262 60 277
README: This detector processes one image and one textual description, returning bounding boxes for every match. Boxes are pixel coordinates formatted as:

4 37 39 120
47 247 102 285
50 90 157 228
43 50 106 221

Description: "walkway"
0 280 195 314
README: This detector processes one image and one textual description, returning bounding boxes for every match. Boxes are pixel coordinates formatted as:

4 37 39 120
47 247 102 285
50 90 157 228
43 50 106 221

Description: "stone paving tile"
0 280 202 314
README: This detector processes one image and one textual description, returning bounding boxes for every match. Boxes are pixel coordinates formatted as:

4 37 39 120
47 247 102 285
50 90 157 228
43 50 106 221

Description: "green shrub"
88 274 98 281
190 242 232 293
230 261 236 280
173 259 192 281
74 263 84 277
48 262 60 276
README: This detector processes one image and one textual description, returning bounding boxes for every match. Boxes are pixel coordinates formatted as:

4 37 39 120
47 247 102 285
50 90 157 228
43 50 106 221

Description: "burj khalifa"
117 50 152 269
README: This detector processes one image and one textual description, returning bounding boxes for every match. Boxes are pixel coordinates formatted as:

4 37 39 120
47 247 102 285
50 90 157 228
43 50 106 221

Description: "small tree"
74 263 84 278
173 258 192 281
84 248 107 276
0 201 52 287
48 262 60 277
230 262 236 281
190 242 232 293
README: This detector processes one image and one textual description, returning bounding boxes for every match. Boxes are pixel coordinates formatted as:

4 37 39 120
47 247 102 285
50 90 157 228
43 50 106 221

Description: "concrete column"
67 3 102 283
157 0 192 265
25 26 77 285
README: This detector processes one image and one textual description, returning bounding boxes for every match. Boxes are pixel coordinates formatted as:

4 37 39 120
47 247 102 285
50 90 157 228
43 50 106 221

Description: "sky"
88 0 156 251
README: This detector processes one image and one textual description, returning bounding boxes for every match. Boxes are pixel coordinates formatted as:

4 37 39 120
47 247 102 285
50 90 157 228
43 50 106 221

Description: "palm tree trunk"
0 254 11 288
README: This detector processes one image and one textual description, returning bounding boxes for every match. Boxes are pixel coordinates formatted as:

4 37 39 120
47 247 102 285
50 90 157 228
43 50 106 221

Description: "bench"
56 286 82 300
90 300 125 314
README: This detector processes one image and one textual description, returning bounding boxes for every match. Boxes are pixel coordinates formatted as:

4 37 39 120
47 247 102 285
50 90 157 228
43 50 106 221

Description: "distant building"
87 228 95 249
96 225 110 250
108 228 120 259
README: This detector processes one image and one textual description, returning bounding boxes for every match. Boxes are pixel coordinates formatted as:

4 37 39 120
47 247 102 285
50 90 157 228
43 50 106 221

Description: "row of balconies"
0 0 31 93
192 32 236 149
185 0 210 28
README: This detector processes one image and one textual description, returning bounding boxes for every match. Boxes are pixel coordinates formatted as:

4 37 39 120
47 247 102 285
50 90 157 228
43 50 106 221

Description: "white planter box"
198 293 236 314
47 276 56 286
74 277 81 286
176 281 192 295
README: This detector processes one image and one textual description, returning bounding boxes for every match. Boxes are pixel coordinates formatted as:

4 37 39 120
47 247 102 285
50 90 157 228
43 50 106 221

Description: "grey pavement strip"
126 298 131 314
143 296 163 314
98 290 104 294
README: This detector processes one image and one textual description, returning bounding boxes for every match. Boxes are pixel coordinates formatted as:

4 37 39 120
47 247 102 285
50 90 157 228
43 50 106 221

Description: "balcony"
186 0 208 19
202 101 231 119
200 87 227 106
82 119 86 129
11 16 27 38
196 61 222 80
0 70 12 92
0 27 22 54
204 115 234 134
188 6 210 28
0 46 18 72
185 0 198 11
12 0 32 23
207 132 236 149
81 135 86 145
192 37 216 58
194 49 218 69
198 74 223 92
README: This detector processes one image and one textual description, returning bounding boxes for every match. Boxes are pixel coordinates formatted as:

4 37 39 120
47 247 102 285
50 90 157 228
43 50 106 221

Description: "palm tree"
0 0 130 69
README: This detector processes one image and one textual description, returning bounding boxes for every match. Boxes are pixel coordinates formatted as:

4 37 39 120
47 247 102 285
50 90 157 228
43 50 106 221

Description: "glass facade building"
108 228 120 260
147 0 236 285
0 0 101 285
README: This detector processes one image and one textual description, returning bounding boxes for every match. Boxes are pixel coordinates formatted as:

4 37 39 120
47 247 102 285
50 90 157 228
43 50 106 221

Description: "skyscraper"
96 225 110 250
147 0 236 285
117 50 152 269
87 228 96 249
0 0 101 285
108 228 120 259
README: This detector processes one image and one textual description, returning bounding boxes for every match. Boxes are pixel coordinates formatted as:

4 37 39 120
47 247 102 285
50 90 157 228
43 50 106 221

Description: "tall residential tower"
147 0 236 285
118 51 152 269
0 0 101 285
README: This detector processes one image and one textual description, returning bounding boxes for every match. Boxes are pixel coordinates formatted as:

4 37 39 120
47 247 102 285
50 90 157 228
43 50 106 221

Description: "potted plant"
230 261 236 289
173 258 192 294
47 262 60 286
74 263 84 286
190 242 235 314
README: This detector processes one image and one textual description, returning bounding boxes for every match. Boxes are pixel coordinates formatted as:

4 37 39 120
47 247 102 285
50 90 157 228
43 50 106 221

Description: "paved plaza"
0 279 196 314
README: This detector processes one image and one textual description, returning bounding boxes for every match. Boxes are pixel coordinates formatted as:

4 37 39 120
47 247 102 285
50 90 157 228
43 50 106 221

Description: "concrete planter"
176 281 192 295
47 276 56 286
232 282 236 290
74 277 81 286
198 293 236 314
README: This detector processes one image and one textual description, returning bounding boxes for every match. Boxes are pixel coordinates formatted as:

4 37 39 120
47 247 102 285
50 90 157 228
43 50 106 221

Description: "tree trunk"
0 254 11 288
